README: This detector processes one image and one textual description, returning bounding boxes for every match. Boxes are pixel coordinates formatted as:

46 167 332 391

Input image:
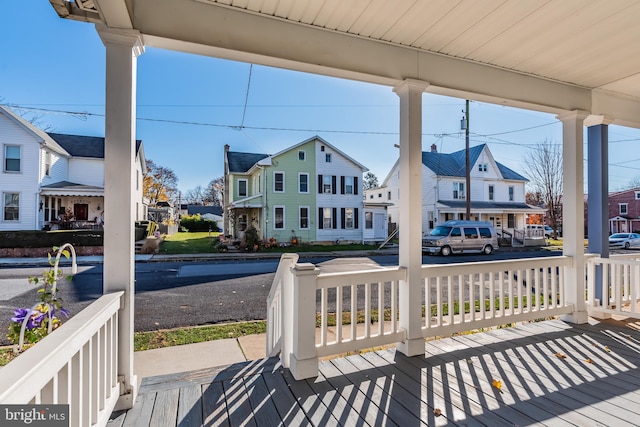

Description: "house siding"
315 140 363 243
68 158 104 187
0 114 41 230
266 140 317 243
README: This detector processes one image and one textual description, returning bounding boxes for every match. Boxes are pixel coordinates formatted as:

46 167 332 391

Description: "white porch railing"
268 255 575 380
0 292 123 427
421 256 574 337
586 253 640 318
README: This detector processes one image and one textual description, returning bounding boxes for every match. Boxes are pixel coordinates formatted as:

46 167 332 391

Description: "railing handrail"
421 255 572 276
0 291 123 403
316 266 406 288
266 253 298 358
267 253 299 303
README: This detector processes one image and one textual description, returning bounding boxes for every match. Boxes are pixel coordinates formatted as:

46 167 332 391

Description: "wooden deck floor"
108 318 640 426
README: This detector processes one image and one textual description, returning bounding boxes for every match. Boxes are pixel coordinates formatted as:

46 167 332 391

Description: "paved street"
0 249 581 346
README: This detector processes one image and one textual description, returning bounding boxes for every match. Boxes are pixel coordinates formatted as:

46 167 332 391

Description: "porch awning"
41 181 104 197
230 194 263 209
437 200 545 214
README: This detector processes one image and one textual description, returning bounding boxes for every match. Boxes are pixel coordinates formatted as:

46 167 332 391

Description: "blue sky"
2 1 640 194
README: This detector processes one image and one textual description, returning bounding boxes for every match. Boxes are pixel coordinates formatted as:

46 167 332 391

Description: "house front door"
374 213 386 239
74 204 88 221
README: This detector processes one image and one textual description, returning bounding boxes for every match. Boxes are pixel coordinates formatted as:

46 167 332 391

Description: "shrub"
0 230 103 248
179 214 220 232
243 226 260 251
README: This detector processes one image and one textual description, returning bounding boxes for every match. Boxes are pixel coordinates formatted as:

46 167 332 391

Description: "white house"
0 106 146 231
366 143 544 238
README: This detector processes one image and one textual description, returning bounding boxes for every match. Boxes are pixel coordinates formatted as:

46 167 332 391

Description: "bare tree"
363 171 379 190
524 139 562 238
143 159 179 207
184 185 206 205
205 177 224 206
626 176 640 190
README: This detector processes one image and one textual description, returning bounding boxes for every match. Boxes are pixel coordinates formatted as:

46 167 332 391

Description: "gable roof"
422 144 527 181
271 135 369 172
48 133 143 159
226 151 270 173
0 106 69 156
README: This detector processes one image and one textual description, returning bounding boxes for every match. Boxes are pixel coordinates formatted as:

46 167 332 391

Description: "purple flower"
11 307 45 330
10 308 29 323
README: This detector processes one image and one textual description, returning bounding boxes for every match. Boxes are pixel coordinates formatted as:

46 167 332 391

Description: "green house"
223 136 369 245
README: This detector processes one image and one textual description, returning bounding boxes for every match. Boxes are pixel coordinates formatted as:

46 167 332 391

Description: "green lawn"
159 231 383 254
159 231 221 254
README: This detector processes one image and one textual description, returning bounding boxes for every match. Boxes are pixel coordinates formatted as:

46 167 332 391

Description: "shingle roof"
48 133 142 159
41 180 103 190
422 144 527 181
187 205 223 216
227 151 269 173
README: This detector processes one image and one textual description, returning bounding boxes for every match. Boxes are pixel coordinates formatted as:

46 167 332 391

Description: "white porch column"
557 110 589 324
97 25 144 410
393 79 428 356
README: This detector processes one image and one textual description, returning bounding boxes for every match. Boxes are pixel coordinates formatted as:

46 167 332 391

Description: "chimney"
430 144 437 153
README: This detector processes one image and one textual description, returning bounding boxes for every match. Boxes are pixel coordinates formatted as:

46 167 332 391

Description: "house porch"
108 317 640 426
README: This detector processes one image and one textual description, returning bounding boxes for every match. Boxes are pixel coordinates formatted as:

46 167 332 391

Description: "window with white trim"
344 176 354 194
635 191 640 200
298 150 306 161
323 175 332 194
323 207 333 229
274 206 285 229
4 145 20 172
298 173 309 193
365 212 373 229
45 152 51 176
345 208 354 229
325 153 332 163
508 186 514 201
3 192 19 221
488 185 494 201
453 182 465 199
620 203 629 215
299 206 309 229
478 163 487 172
274 172 284 192
238 179 248 197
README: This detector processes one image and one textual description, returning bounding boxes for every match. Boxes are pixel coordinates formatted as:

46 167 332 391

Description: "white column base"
289 354 318 380
397 337 425 357
560 311 589 324
588 311 612 320
113 374 137 411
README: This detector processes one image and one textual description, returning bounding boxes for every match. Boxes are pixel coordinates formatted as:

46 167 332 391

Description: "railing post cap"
293 263 319 273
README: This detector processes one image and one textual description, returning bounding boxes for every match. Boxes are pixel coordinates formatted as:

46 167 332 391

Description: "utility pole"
463 100 471 219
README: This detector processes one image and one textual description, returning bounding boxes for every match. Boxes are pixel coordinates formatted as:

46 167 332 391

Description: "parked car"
544 225 554 238
422 220 498 256
608 233 640 249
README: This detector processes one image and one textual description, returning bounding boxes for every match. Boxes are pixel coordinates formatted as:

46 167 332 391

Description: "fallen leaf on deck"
555 353 567 359
434 408 442 417
605 346 611 352
492 379 503 392
585 358 592 363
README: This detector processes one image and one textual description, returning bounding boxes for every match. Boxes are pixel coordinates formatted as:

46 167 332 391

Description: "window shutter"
318 207 323 229
318 175 323 194
354 208 359 229
354 177 359 195
341 208 345 229
340 176 345 194
332 208 337 229
332 176 337 194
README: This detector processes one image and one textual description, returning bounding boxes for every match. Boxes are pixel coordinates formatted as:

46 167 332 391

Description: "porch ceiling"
52 0 640 127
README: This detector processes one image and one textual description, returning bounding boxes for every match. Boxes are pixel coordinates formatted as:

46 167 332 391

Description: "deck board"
110 318 640 426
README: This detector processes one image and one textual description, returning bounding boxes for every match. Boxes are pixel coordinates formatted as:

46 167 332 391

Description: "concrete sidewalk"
133 333 267 389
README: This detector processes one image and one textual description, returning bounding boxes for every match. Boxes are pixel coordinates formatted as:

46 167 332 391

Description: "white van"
422 220 499 256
